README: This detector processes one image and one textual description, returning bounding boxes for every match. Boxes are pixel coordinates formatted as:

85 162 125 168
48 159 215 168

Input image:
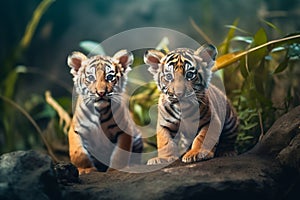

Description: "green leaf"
231 36 253 44
239 135 254 141
133 103 144 124
79 40 106 55
260 18 282 34
242 122 258 130
248 28 268 71
224 25 251 35
34 104 56 119
273 57 289 74
271 46 286 53
3 69 19 98
218 19 239 55
239 57 249 78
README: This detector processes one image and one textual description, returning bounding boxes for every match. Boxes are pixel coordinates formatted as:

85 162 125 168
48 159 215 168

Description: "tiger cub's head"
67 50 133 101
144 44 217 101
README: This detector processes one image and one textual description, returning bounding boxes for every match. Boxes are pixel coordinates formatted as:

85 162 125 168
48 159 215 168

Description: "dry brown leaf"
45 90 71 135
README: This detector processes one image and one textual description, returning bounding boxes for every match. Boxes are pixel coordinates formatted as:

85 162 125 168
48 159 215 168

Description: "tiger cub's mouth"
93 92 114 102
94 95 109 102
167 91 195 103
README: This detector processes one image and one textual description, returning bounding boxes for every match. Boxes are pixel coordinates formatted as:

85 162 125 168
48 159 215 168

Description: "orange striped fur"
144 44 239 164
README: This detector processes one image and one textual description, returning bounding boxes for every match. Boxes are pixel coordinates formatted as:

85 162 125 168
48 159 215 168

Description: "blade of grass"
20 0 55 49
0 95 59 163
189 17 214 44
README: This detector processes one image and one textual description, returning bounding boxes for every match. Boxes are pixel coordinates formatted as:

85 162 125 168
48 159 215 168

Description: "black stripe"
223 117 238 133
162 125 178 134
199 104 209 119
111 131 125 143
77 106 99 128
197 120 210 132
77 122 91 133
165 105 180 121
158 74 161 88
100 111 113 123
162 113 178 125
80 104 94 121
184 55 193 63
107 123 118 129
192 106 207 123
170 103 180 115
78 108 99 126
95 103 111 114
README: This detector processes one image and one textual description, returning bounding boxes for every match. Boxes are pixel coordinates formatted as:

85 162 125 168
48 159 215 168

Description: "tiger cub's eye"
106 74 115 82
87 74 96 82
185 71 196 80
164 73 174 82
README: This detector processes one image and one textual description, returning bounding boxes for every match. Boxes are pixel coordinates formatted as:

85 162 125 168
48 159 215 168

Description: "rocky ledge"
1 106 300 200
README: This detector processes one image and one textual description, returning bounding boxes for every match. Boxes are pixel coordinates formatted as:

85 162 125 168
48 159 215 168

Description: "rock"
0 150 61 200
61 106 300 200
277 133 300 173
54 162 80 185
1 107 299 200
250 105 300 158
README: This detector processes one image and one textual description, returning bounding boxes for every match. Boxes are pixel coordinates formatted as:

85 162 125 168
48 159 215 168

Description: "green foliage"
0 0 55 154
218 23 300 153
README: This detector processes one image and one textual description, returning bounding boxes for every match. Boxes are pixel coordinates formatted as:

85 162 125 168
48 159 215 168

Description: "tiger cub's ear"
194 44 218 69
67 51 87 76
113 49 133 74
144 50 165 75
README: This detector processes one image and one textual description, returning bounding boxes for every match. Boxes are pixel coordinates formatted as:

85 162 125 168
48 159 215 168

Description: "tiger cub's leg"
147 126 179 165
109 132 132 170
182 126 216 163
68 124 97 174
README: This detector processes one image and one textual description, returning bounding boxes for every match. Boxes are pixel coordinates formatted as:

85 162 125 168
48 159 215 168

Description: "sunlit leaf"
214 33 300 73
133 104 144 125
20 0 55 49
260 18 282 33
212 51 245 72
155 37 170 53
15 65 28 73
231 36 253 44
45 91 71 135
224 25 251 35
218 19 239 55
271 46 286 53
79 40 106 55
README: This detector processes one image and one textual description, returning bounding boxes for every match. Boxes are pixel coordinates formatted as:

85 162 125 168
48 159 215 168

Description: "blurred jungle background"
0 0 299 162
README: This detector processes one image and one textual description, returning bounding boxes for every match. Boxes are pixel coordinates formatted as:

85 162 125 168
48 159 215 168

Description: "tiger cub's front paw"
147 156 179 165
182 149 214 163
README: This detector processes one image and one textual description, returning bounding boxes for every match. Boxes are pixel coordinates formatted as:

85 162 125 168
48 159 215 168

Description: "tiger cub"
144 44 239 165
67 49 143 174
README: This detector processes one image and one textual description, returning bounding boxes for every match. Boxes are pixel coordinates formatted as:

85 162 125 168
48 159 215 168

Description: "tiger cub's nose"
96 90 105 97
175 91 184 98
